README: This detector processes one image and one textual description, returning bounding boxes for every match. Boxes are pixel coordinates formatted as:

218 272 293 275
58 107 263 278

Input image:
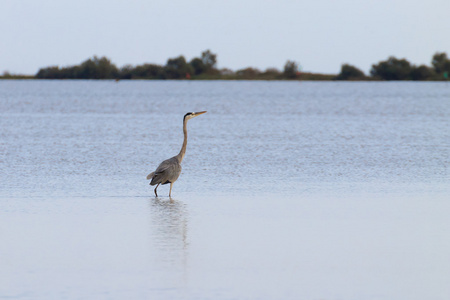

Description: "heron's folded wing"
150 158 179 185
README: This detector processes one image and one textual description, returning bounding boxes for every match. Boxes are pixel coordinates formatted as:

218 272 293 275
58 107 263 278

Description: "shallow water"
1 81 449 299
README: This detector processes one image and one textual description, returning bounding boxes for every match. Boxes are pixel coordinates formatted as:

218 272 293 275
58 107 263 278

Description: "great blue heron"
147 111 207 197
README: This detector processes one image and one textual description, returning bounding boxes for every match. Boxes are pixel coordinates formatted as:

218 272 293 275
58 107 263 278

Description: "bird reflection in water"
149 197 189 284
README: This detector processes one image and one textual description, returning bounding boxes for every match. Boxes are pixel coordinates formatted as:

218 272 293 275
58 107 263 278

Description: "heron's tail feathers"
146 172 155 180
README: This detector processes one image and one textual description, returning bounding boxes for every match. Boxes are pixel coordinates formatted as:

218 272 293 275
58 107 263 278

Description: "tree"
219 68 234 76
132 64 165 79
201 50 217 73
36 56 119 79
36 66 62 79
410 65 435 81
188 50 218 76
431 52 450 77
164 56 194 79
236 67 261 79
76 56 119 79
119 65 134 79
283 60 299 79
336 64 366 80
370 56 412 80
190 57 206 75
263 68 281 78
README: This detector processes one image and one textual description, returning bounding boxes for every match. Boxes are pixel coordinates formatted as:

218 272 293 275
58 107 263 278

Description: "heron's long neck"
176 119 188 163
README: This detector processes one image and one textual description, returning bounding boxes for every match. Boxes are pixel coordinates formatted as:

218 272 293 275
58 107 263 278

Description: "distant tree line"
9 50 450 81
34 50 316 80
0 71 33 79
336 52 450 81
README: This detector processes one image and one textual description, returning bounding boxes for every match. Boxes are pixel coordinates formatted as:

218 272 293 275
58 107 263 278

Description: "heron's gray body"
146 111 206 197
148 156 182 186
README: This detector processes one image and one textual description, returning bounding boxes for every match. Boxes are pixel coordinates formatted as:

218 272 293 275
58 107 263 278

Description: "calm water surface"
1 80 449 299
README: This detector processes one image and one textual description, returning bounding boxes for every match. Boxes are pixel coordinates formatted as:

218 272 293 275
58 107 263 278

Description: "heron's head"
184 111 207 121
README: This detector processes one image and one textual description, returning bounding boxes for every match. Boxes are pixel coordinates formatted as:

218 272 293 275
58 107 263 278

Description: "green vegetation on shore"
0 72 34 80
2 50 450 81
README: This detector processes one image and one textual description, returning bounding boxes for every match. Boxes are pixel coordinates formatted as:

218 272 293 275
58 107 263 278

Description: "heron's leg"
154 183 160 197
169 182 173 197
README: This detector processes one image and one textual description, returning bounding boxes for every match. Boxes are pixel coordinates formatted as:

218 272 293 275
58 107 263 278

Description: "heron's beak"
194 111 207 116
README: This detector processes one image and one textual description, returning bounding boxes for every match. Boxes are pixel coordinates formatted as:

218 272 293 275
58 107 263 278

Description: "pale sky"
1 0 449 75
